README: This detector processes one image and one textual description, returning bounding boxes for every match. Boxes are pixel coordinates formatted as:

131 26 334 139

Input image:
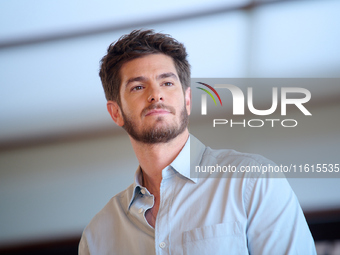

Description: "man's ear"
107 101 124 127
185 87 191 115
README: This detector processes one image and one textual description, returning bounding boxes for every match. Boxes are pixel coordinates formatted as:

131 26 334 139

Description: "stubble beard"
121 103 189 144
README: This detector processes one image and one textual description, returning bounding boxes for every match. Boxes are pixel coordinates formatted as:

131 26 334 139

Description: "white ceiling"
0 0 249 40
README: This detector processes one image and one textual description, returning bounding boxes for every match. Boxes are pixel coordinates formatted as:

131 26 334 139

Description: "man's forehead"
119 54 179 85
121 54 177 74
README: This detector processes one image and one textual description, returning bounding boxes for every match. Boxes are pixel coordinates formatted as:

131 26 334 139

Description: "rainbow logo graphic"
196 82 222 115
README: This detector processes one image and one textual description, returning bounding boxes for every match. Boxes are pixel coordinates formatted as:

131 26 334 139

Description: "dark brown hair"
99 29 191 105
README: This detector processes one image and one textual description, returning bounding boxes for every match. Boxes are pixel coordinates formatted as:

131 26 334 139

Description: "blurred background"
0 0 339 254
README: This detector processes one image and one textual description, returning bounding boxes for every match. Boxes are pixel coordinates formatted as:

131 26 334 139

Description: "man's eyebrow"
125 76 147 87
125 72 178 87
157 72 178 80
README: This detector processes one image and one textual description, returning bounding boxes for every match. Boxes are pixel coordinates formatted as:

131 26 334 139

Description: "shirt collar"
188 134 206 182
170 134 203 183
128 167 144 210
128 134 206 210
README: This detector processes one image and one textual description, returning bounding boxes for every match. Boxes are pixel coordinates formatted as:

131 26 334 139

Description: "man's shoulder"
203 146 275 166
84 183 134 232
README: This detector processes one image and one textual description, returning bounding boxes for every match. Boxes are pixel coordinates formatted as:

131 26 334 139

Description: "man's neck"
130 129 189 228
130 129 189 191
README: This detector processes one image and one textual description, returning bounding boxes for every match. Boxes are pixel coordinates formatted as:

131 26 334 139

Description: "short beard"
121 103 188 144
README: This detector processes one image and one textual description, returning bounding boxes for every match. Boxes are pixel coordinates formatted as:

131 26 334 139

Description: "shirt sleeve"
78 233 90 255
245 175 317 254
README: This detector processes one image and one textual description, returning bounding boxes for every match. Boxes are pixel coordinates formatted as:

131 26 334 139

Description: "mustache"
141 103 176 116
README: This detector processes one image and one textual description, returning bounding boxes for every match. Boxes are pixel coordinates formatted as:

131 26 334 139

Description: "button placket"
155 167 174 254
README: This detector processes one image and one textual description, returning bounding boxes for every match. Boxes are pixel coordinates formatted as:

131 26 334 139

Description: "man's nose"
147 86 163 103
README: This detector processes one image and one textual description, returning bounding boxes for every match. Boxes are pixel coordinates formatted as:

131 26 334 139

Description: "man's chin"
126 125 184 144
144 115 170 124
122 105 188 144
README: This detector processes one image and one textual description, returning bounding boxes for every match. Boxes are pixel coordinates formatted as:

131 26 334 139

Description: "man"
79 29 316 254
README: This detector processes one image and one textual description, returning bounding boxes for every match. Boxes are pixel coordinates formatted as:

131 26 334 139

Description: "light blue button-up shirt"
79 135 316 254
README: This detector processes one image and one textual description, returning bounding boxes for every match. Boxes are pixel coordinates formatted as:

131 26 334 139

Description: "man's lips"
145 109 171 116
141 103 176 117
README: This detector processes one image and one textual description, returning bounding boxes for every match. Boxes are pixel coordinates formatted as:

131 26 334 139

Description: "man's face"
109 54 191 144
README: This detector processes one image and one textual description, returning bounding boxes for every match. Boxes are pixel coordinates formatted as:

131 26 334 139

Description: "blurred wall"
0 0 340 246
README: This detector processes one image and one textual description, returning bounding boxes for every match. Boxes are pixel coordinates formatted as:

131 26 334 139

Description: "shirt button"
159 242 166 249
138 208 143 214
140 189 146 195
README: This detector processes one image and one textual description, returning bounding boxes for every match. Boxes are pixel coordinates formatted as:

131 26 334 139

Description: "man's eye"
132 86 143 91
163 82 173 86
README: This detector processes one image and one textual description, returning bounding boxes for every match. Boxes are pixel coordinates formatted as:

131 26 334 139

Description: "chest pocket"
182 222 248 255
